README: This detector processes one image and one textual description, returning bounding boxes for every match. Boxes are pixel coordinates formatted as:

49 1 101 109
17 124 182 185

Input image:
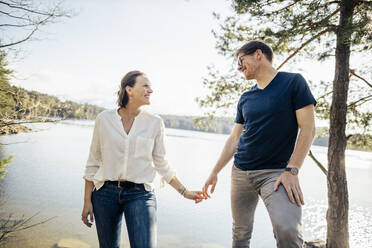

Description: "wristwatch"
285 167 299 175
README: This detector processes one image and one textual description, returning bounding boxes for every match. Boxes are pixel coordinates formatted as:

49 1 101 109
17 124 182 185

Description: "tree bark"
326 1 357 247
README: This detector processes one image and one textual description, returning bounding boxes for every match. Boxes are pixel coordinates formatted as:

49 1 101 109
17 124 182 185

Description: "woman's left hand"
183 190 205 204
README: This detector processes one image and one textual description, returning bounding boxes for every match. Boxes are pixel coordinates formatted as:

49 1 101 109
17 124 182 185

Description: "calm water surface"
0 120 371 248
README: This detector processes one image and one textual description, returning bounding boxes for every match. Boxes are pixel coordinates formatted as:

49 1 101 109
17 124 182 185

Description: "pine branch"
349 69 372 88
309 150 328 175
325 1 341 4
358 0 372 6
317 90 334 100
277 28 334 70
304 8 340 31
348 94 372 108
267 1 297 15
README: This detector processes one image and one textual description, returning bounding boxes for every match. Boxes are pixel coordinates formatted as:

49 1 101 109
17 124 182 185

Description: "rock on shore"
0 123 31 135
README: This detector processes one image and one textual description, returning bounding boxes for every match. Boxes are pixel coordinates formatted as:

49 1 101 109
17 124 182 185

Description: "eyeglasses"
237 54 249 67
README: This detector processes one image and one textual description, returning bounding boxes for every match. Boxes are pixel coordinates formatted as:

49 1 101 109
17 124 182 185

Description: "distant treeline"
0 80 105 120
160 114 234 135
1 79 370 151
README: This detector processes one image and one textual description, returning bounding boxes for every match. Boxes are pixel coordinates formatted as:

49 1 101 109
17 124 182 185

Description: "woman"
81 71 204 248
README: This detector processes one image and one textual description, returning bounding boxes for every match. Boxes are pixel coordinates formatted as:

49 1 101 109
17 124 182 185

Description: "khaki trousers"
231 165 303 248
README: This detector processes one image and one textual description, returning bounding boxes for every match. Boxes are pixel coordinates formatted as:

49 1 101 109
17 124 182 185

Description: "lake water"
0 120 371 248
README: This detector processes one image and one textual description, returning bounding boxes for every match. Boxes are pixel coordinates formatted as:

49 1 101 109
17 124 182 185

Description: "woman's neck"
118 105 141 119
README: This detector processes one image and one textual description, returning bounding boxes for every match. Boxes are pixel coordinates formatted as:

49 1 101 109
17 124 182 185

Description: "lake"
0 120 371 248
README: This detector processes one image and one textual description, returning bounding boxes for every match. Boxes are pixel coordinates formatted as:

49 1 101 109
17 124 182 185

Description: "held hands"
171 176 205 204
81 200 94 227
202 172 218 199
274 172 304 206
183 190 205 204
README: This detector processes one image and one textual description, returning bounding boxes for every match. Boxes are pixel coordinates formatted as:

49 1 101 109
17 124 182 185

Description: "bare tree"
0 0 72 49
0 210 56 246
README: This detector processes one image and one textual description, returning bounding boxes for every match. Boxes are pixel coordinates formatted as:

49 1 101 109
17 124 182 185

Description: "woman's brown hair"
117 70 144 108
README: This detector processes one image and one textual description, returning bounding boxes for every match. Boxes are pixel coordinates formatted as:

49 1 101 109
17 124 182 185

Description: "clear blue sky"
6 0 354 117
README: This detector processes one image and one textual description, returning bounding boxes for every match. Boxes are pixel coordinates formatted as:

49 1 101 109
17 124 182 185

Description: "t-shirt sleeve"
235 96 244 124
292 73 317 110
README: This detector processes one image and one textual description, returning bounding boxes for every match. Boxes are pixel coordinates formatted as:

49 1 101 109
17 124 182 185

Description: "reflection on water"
303 199 372 247
0 120 371 248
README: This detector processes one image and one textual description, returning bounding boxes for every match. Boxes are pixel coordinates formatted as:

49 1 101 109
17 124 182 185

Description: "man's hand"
202 172 218 199
81 201 94 227
274 172 304 206
183 190 205 204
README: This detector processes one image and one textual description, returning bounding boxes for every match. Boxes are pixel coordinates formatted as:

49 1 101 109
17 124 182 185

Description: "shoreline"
0 120 371 153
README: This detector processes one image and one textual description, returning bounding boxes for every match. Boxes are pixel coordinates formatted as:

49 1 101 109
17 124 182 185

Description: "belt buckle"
117 180 123 188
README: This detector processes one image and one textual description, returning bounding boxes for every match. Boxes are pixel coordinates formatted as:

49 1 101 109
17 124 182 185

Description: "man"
203 40 316 248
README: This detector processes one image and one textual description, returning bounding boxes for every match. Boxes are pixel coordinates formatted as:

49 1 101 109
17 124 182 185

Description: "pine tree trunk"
326 1 357 247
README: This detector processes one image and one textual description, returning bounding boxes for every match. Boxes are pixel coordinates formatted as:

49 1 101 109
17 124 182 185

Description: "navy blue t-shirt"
234 71 316 170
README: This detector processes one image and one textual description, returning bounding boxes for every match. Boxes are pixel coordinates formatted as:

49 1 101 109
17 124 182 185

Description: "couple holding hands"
81 40 316 248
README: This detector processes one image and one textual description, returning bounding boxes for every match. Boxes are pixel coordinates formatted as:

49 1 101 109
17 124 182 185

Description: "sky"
3 0 353 117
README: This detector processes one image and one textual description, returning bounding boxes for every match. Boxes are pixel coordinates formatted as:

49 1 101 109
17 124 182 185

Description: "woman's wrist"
177 185 187 197
84 180 94 203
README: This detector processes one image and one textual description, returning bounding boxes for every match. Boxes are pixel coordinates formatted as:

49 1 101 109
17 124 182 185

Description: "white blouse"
83 109 176 191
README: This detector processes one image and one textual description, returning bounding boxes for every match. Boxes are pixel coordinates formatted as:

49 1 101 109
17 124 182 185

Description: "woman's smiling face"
126 75 153 106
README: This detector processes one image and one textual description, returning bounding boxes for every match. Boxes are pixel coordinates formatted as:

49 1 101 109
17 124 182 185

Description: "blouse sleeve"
152 119 176 184
83 114 102 181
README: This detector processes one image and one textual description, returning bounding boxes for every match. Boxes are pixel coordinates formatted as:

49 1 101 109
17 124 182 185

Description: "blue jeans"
91 182 157 248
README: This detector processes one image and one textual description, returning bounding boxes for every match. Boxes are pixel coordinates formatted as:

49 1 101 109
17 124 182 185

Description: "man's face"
237 51 259 80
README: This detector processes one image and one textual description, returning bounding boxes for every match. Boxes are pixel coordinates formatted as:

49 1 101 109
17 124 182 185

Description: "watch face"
290 168 299 175
285 167 299 175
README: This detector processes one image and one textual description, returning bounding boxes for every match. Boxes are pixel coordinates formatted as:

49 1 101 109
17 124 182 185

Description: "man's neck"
255 66 278 90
